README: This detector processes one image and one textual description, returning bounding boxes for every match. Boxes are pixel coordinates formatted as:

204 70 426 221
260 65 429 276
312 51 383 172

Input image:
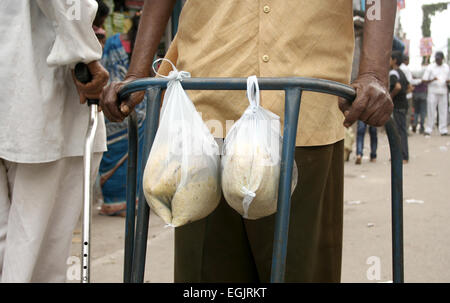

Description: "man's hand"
423 77 438 85
72 61 109 105
100 76 145 122
99 0 176 122
343 0 396 128
339 74 393 128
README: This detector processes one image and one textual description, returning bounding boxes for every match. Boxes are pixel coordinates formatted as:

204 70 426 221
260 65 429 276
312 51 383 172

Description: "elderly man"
102 0 396 282
0 0 108 282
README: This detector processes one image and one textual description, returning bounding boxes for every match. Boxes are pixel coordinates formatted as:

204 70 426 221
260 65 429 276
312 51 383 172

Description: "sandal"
99 203 127 217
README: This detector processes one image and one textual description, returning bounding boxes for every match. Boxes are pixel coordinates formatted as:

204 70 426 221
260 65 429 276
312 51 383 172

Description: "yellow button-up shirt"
160 0 355 146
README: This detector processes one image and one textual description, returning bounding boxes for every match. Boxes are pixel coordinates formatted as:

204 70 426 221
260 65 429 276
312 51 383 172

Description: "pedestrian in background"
355 121 377 164
412 75 428 135
94 0 110 28
93 0 110 48
422 51 450 136
400 55 422 135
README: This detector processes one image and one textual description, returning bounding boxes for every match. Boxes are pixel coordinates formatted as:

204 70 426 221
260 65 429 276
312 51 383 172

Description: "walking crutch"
120 77 404 283
74 63 100 283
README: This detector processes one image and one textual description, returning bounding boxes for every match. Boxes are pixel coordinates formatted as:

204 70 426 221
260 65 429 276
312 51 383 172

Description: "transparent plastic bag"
221 76 298 220
142 60 221 227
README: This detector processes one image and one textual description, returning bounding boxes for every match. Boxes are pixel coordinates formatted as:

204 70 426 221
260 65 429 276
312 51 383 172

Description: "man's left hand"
72 61 109 106
339 74 393 128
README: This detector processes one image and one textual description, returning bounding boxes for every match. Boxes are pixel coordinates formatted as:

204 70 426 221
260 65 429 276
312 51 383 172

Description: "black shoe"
412 126 417 133
424 132 431 136
441 133 449 136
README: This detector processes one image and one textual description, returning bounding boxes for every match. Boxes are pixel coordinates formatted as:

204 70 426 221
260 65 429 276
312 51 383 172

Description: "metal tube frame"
120 77 404 283
124 111 138 283
82 104 99 283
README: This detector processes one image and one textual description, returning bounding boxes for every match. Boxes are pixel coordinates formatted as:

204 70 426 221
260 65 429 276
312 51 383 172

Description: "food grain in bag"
221 76 298 220
142 60 221 227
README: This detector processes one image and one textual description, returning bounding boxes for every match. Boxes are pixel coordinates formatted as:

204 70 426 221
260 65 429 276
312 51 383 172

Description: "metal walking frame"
119 77 404 283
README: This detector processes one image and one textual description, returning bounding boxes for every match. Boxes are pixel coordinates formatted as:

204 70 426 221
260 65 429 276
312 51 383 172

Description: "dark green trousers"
174 140 344 282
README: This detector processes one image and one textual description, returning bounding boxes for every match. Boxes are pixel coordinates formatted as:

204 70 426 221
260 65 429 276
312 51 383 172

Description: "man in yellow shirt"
101 0 396 282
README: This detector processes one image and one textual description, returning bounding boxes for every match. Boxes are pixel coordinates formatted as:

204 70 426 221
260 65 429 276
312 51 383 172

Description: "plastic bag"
142 59 221 227
221 76 298 220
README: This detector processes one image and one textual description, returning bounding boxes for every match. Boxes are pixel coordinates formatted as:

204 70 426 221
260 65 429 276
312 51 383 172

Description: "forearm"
359 0 397 88
411 78 422 86
390 85 401 99
127 0 177 79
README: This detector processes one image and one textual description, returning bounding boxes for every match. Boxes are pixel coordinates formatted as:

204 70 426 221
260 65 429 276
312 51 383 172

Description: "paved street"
70 128 450 283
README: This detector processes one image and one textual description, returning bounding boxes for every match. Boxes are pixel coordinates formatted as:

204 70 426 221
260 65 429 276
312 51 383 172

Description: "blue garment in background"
99 34 147 206
356 120 378 159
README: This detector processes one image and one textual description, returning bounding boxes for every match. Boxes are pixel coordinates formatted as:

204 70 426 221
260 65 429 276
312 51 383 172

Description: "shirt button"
263 5 271 13
262 55 270 62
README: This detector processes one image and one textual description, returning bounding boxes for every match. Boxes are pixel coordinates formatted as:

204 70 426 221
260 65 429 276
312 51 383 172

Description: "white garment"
0 0 106 164
425 93 448 135
422 63 450 95
0 154 102 282
400 63 422 86
400 63 421 99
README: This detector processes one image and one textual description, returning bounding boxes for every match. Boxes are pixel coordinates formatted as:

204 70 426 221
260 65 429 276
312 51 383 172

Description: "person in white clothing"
0 0 109 282
422 51 450 136
400 56 423 88
400 55 424 135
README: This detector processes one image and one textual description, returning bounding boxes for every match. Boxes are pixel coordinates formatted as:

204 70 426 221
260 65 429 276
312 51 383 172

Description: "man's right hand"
100 77 145 122
72 61 109 105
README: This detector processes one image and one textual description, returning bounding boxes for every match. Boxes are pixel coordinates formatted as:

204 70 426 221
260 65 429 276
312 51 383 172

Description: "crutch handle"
74 63 100 106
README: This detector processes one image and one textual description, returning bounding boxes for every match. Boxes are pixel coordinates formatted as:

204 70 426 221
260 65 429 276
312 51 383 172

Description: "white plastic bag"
221 76 298 220
142 60 221 227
